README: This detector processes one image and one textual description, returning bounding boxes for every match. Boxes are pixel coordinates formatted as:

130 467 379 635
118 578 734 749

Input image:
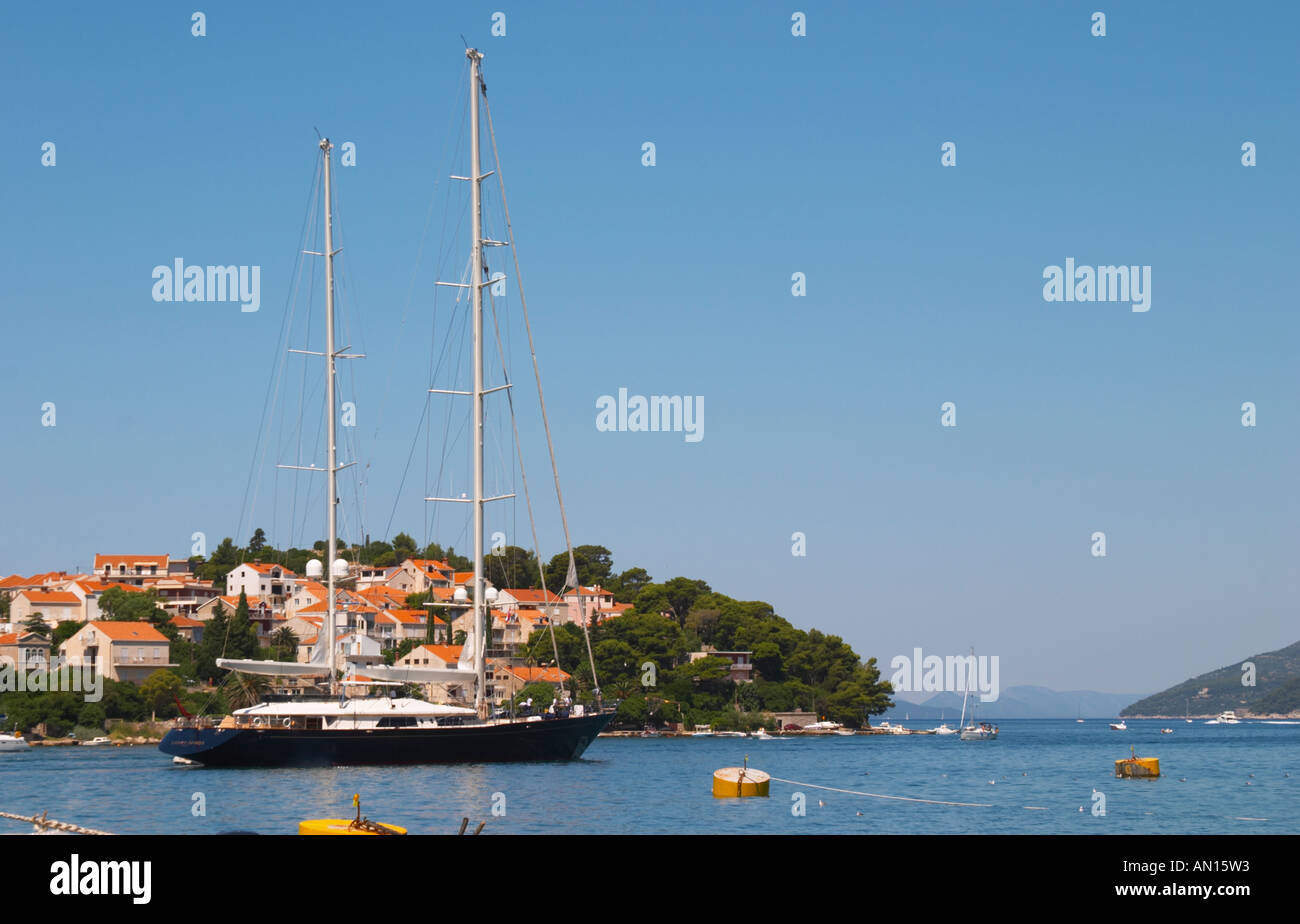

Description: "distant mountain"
879 686 1145 720
1121 640 1300 717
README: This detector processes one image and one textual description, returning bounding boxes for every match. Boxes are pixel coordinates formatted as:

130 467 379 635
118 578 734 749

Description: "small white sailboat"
957 650 998 740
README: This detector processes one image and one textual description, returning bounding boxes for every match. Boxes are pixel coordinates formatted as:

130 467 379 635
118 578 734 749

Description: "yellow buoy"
1115 746 1160 779
713 759 770 798
299 793 407 835
298 818 408 835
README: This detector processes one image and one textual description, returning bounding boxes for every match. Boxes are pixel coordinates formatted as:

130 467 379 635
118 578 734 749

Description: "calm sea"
1 719 1294 835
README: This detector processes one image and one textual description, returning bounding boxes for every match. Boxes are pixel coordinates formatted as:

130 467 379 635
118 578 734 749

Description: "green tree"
485 545 540 590
632 577 711 626
195 602 229 681
50 619 85 655
98 587 169 628
228 592 260 658
544 545 613 593
248 527 267 554
140 669 184 721
752 641 784 680
608 567 652 604
385 638 420 666
21 615 51 640
203 537 240 586
392 532 418 561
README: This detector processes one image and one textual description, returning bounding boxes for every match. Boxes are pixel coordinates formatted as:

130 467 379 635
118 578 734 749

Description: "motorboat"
0 731 30 752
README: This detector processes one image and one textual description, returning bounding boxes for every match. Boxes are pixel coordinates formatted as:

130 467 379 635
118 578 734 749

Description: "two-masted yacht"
160 49 614 767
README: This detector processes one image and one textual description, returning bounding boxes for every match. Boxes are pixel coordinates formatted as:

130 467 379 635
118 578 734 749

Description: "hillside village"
0 552 634 708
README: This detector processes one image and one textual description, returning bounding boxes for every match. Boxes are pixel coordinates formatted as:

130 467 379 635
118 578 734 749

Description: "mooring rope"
0 810 115 835
765 776 993 808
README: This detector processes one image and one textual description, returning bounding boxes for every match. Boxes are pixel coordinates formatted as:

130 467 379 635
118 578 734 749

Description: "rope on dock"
765 777 993 807
0 810 115 835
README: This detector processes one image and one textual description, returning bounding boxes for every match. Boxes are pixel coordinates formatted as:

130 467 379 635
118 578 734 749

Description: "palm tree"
271 627 299 662
226 672 271 710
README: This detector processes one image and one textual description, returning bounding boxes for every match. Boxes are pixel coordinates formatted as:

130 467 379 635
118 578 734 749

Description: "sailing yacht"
160 49 614 767
957 650 998 741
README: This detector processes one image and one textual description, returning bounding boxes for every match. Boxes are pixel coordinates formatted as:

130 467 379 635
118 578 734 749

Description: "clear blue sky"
2 2 1297 695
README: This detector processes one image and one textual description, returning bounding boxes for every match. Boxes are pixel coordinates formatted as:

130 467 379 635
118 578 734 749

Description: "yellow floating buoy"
298 818 408 835
713 758 770 798
299 793 407 835
1115 746 1160 779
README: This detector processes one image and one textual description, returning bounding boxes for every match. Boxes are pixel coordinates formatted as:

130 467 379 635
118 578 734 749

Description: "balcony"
111 655 173 666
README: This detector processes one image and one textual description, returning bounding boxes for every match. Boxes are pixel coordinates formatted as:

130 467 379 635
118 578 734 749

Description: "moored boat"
159 49 616 768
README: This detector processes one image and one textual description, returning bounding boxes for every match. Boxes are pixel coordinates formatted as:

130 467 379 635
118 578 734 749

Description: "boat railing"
172 715 321 731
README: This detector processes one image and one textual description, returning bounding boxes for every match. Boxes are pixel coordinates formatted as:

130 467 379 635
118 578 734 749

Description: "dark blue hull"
159 713 613 767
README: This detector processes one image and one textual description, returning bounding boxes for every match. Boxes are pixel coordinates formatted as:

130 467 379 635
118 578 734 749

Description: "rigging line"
486 286 568 689
764 776 993 808
253 177 320 559
425 258 474 548
483 91 601 699
239 151 323 561
288 184 323 550
384 251 471 546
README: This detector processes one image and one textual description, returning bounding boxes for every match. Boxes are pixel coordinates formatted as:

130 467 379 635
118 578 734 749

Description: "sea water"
0 720 1293 835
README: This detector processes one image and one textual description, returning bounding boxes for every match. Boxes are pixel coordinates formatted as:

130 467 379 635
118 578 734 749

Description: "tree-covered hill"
523 577 893 729
1121 640 1300 717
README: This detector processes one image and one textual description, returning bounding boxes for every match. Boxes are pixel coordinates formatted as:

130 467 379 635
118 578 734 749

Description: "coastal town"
1 553 622 709
0 550 888 738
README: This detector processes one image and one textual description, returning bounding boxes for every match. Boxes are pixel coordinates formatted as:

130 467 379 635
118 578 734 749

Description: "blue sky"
2 2 1297 695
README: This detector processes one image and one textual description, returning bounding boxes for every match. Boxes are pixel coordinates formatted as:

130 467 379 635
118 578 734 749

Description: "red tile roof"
384 609 427 624
239 562 297 575
496 664 570 684
0 632 49 646
80 621 168 643
409 644 463 663
501 588 562 604
17 590 79 605
94 555 168 570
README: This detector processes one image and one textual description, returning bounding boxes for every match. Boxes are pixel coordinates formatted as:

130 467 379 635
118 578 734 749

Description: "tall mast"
468 48 488 719
322 137 339 694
